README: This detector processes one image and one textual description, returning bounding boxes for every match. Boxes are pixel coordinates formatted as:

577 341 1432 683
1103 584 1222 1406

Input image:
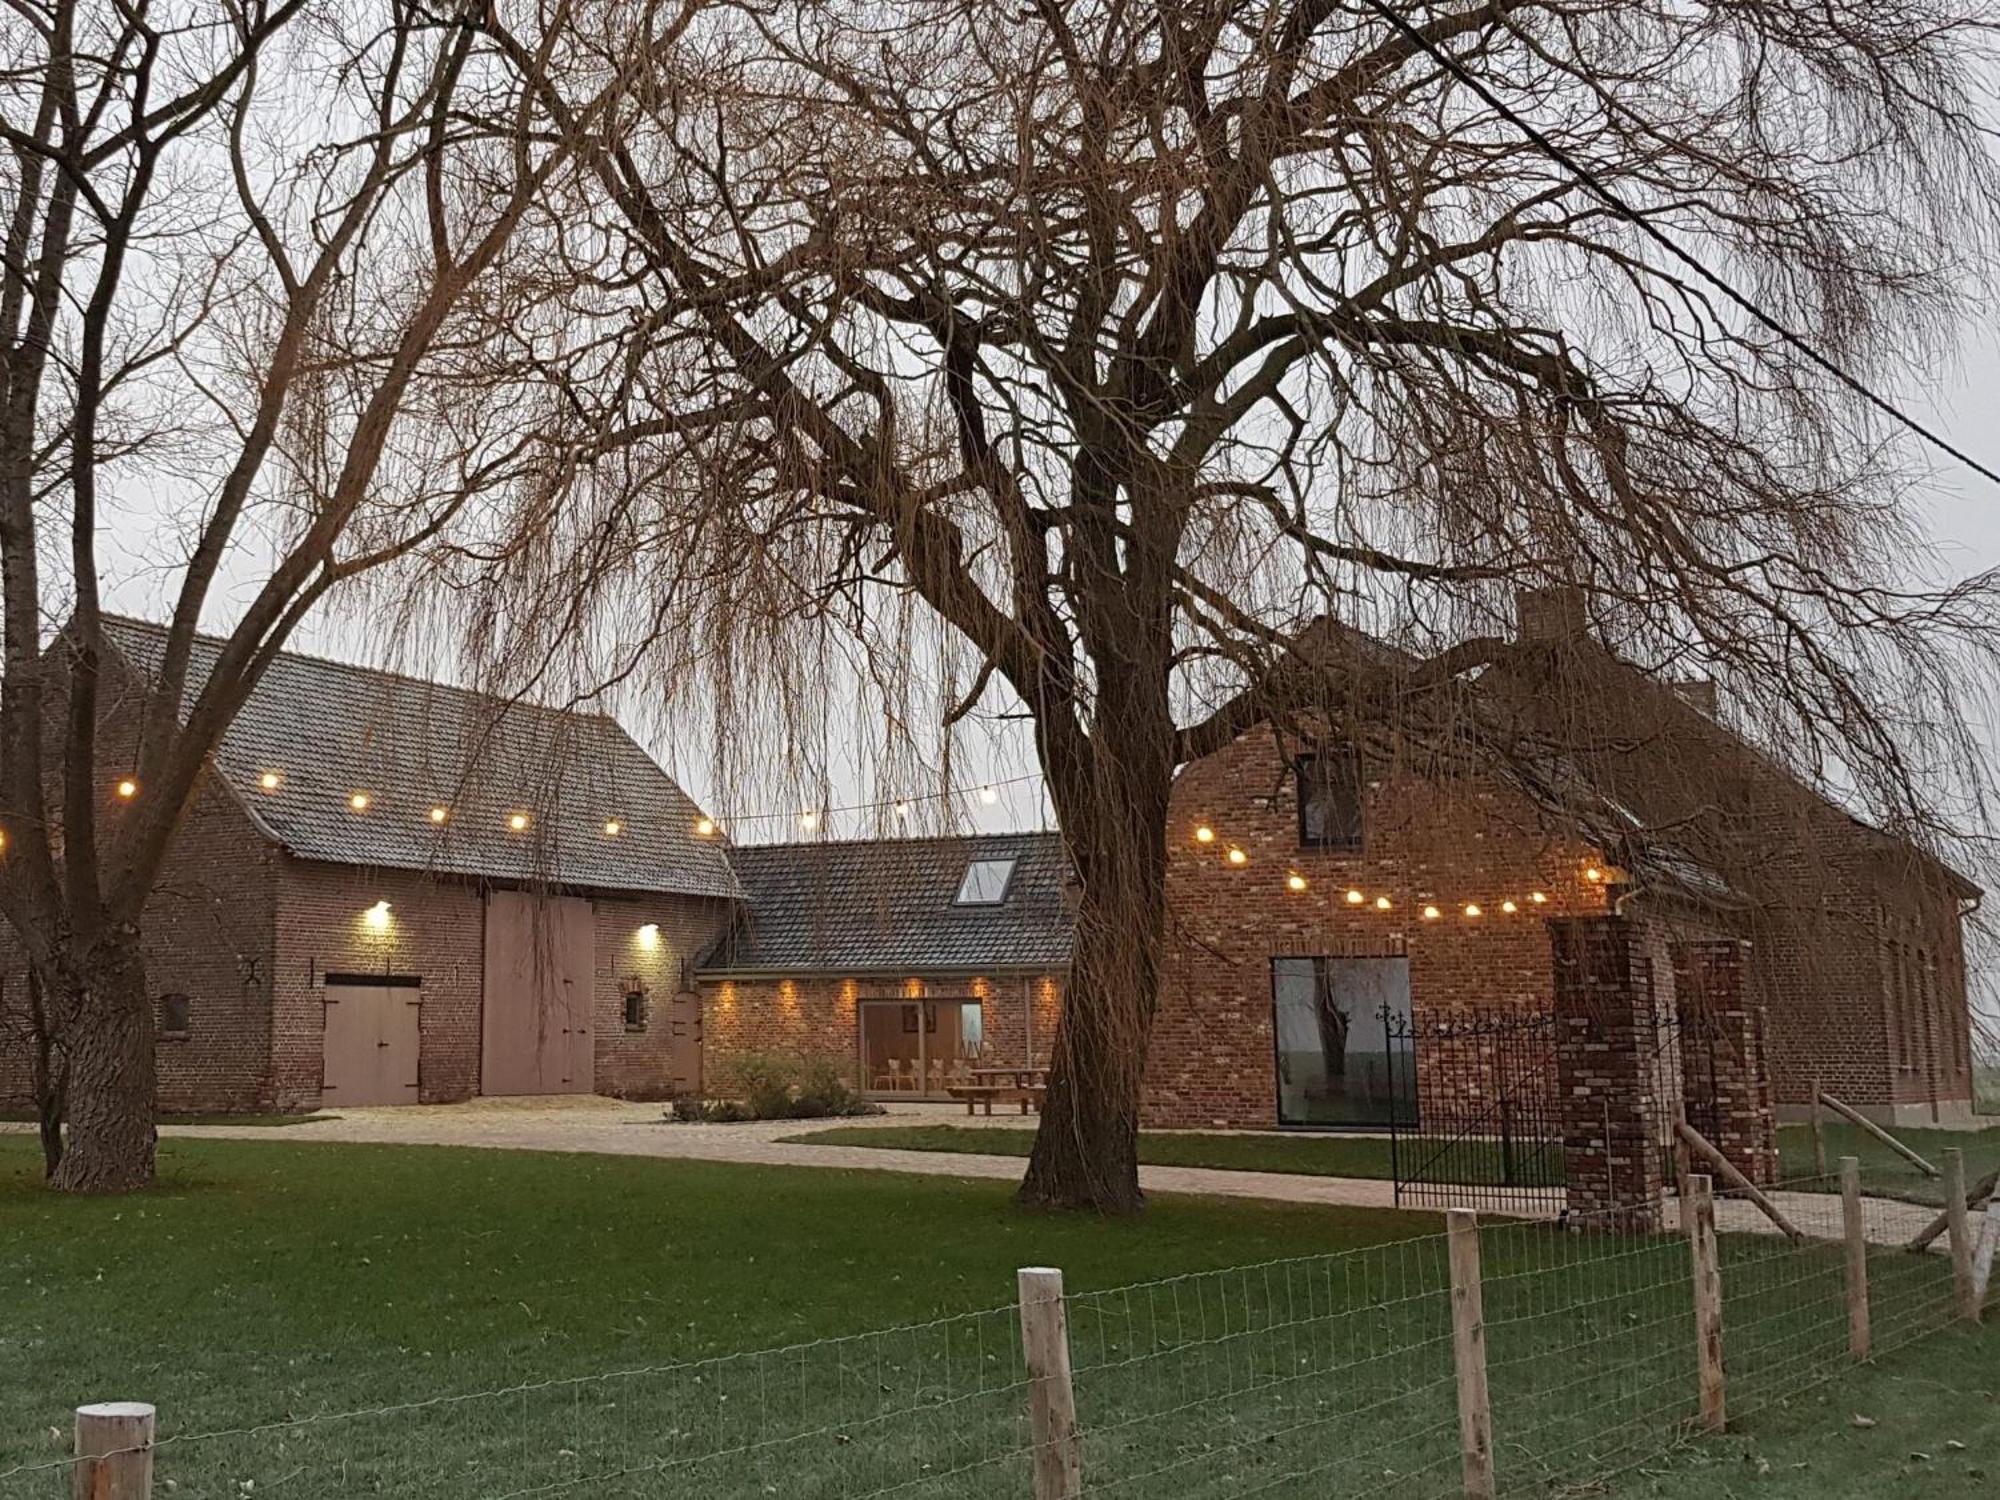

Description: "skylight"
954 857 1017 906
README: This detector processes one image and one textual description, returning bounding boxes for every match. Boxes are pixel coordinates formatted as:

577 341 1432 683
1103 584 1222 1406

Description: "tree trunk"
47 930 155 1193
1020 765 1170 1215
25 967 67 1178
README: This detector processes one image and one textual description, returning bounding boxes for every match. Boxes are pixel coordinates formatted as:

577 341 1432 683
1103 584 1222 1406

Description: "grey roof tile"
700 832 1073 974
102 616 740 900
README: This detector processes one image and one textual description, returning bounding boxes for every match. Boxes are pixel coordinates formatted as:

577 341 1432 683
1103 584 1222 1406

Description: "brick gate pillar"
1551 915 1667 1230
1674 940 1780 1187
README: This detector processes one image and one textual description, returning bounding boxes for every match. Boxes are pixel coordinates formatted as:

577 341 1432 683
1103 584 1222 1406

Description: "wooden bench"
946 1084 1045 1117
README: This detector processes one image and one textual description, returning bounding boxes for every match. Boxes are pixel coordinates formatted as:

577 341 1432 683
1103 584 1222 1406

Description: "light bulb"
603 819 622 837
1287 873 1308 892
349 792 370 812
259 771 281 792
1501 900 1518 914
1194 825 1215 844
1227 846 1248 866
429 806 449 824
1423 904 1441 921
115 778 138 800
1344 889 1364 905
1464 903 1483 918
509 812 530 832
1375 895 1392 910
696 816 716 836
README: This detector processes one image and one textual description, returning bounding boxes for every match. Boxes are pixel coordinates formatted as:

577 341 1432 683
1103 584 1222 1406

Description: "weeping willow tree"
449 0 2000 1211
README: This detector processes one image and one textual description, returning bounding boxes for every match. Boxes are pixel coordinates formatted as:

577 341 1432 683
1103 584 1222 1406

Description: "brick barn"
696 834 1070 1098
0 618 740 1113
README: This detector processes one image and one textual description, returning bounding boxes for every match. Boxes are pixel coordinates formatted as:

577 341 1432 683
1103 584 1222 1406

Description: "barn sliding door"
481 890 596 1095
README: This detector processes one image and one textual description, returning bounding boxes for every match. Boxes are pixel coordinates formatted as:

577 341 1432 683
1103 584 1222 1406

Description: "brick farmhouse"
0 618 738 1113
0 605 1980 1132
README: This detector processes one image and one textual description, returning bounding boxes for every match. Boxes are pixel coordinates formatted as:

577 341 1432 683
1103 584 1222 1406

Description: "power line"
1354 0 2000 489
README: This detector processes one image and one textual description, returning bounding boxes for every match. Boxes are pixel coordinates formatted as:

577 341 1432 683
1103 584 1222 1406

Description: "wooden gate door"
321 979 421 1106
482 890 597 1095
665 988 702 1095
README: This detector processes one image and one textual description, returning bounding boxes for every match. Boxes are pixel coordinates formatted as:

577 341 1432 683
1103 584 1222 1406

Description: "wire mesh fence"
0 1168 1980 1500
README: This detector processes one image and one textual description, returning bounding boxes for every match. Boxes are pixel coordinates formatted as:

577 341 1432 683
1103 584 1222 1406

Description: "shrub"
665 1054 885 1122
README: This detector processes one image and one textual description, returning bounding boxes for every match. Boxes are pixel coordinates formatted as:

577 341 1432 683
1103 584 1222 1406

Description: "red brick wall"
592 892 734 1099
1151 728 1614 1128
272 862 733 1107
700 971 1063 1098
0 767 280 1114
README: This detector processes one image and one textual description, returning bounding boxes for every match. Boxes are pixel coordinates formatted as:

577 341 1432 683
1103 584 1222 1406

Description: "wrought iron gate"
1384 1006 1566 1216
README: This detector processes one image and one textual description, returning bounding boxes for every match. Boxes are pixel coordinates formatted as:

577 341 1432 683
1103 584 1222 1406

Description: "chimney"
1671 679 1718 717
1515 586 1589 643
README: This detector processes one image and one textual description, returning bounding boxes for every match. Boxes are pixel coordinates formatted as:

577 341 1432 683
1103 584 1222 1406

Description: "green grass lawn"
789 1119 2000 1204
1778 1121 2000 1207
0 1135 1980 1500
785 1121 1410 1177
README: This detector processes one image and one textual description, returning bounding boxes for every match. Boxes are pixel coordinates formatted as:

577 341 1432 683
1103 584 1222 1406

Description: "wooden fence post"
1017 1267 1081 1500
1809 1078 1827 1177
1973 1200 2000 1311
73 1402 153 1500
1944 1150 1979 1323
1447 1210 1496 1500
1839 1156 1870 1360
1686 1175 1726 1432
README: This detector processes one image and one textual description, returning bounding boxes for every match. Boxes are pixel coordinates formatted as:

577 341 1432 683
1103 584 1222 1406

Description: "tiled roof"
699 832 1074 975
101 616 741 900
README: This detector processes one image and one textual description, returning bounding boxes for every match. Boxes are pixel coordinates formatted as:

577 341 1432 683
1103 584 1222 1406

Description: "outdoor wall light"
115 778 138 799
636 923 661 951
364 901 392 932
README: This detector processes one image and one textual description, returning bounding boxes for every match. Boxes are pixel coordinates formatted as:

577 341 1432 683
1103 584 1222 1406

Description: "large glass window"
1271 956 1415 1126
859 999 984 1095
1295 749 1363 851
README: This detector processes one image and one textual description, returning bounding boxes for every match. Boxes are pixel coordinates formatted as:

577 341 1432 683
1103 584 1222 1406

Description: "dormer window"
1296 748 1363 852
954 858 1017 906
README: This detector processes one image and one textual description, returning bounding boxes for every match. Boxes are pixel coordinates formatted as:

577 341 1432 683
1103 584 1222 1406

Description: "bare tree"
0 0 617 1191
466 0 2000 1210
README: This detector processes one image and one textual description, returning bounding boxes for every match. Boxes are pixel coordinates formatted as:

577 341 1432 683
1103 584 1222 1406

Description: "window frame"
1294 748 1365 853
953 857 1019 907
157 991 192 1040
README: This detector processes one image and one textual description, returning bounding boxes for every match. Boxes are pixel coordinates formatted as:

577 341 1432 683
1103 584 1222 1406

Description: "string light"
799 810 819 831
603 819 623 837
259 771 281 792
115 778 138 800
1344 888 1364 905
349 792 370 812
978 784 999 805
1226 846 1248 866
1374 895 1391 910
1501 899 1518 914
1464 903 1483 918
1287 872 1308 892
695 816 717 837
893 802 911 820
1194 825 1215 844
1584 866 1604 883
508 812 530 832
1423 904 1442 921
429 806 449 824
1531 891 1548 904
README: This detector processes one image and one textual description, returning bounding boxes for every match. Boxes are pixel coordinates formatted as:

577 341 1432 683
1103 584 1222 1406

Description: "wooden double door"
321 977 422 1106
482 891 596 1095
